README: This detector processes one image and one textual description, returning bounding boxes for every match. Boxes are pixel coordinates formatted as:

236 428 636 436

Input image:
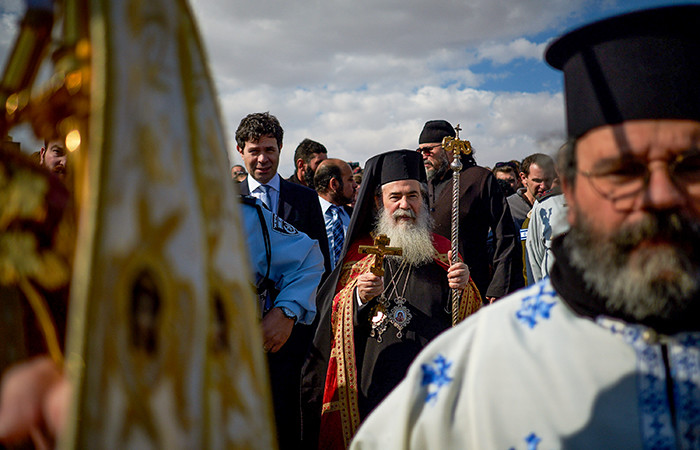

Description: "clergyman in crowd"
301 150 481 448
352 5 700 448
418 120 523 302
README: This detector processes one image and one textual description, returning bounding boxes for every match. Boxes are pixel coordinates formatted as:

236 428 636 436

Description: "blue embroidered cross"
515 284 556 329
421 355 453 404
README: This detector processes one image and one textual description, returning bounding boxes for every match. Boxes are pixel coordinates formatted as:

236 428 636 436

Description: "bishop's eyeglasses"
577 148 700 211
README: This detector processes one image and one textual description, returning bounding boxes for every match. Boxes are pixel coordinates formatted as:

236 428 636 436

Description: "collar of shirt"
248 173 281 211
318 196 351 228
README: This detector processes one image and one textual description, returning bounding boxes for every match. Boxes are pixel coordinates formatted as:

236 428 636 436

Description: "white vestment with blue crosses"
351 279 700 449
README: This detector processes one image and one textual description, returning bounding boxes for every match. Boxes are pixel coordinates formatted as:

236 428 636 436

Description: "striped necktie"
258 184 272 211
329 205 345 268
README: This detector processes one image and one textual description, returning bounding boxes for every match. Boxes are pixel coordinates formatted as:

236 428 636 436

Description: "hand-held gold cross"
358 234 402 276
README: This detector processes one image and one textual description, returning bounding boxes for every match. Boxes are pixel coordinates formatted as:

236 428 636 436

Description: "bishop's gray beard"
564 210 700 321
374 204 435 267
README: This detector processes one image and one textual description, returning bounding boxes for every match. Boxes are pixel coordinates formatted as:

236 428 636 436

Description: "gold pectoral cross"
358 234 402 276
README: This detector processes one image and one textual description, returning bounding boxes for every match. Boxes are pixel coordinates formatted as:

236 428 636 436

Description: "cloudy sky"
1 0 687 175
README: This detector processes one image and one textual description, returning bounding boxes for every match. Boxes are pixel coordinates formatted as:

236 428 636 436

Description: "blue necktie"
259 184 272 211
329 205 345 268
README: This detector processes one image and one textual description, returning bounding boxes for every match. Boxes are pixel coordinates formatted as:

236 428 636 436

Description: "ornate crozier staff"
441 125 472 326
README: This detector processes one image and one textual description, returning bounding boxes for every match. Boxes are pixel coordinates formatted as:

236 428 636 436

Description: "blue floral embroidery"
508 432 541 450
598 321 700 448
670 334 700 448
421 355 453 404
515 283 556 329
599 320 680 449
525 433 542 450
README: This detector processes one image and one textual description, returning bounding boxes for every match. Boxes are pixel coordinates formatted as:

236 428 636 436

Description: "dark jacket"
507 188 534 231
287 171 304 186
428 165 524 299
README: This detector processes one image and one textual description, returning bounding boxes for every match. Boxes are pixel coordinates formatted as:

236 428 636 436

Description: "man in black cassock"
418 120 524 302
300 150 482 449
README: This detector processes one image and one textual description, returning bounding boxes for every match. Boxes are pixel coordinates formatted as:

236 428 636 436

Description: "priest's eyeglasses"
578 148 700 211
417 144 442 155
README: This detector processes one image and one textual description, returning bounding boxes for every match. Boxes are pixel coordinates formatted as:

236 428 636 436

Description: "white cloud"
221 84 565 176
0 0 24 63
190 0 586 88
477 38 550 65
2 0 587 168
185 0 586 173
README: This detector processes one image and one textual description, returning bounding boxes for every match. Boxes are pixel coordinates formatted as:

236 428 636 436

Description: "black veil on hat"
343 150 427 254
545 4 700 139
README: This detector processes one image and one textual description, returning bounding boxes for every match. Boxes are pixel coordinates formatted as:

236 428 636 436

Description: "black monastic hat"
545 4 700 139
419 120 456 144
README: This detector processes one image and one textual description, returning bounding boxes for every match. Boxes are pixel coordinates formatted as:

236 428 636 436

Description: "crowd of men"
1 4 699 449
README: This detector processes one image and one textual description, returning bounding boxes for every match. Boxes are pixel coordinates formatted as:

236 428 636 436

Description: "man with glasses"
231 164 247 182
352 5 700 448
492 161 520 194
418 120 523 303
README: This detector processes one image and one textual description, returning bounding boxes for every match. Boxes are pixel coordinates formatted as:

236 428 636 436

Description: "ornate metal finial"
441 123 472 171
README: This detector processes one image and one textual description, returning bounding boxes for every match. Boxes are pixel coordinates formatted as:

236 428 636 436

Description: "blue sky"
472 0 688 95
1 0 694 172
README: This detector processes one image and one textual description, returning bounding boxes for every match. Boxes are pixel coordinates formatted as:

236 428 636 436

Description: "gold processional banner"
2 0 277 448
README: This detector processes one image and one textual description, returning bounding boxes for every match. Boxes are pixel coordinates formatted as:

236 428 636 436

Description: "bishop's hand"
356 272 384 304
447 251 470 290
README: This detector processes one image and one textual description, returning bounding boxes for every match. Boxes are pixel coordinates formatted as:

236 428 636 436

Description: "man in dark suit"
235 112 330 449
313 158 357 270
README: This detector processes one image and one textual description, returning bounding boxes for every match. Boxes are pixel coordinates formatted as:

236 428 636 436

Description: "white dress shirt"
248 173 281 212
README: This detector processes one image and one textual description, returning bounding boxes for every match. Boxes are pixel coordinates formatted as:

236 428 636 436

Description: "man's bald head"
315 158 357 205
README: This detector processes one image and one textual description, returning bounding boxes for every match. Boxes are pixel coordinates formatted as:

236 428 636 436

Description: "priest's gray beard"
564 210 700 320
374 204 435 267
426 151 449 181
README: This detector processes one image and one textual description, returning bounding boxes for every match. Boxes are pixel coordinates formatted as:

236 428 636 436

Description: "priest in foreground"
301 150 481 449
351 5 700 449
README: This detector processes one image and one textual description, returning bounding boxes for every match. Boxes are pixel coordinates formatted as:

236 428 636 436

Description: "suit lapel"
277 178 293 220
239 179 251 195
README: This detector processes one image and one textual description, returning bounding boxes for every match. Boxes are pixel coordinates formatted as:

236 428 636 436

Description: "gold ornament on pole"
441 124 472 326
